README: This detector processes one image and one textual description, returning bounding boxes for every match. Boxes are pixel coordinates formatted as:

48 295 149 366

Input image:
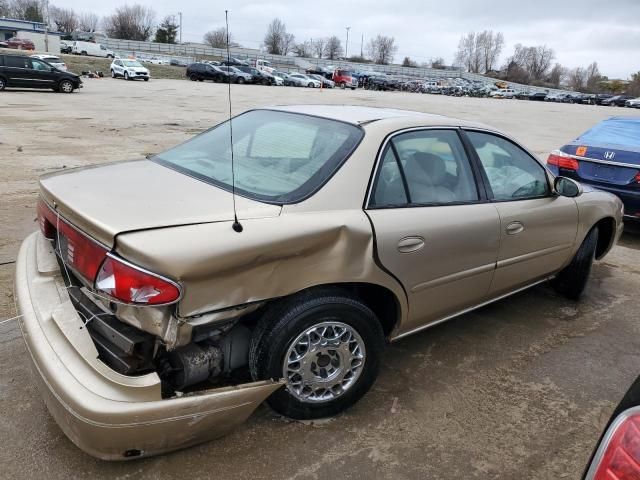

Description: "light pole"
345 26 350 59
178 12 182 44
43 0 49 52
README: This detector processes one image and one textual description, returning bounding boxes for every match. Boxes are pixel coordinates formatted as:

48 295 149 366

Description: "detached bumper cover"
14 232 282 460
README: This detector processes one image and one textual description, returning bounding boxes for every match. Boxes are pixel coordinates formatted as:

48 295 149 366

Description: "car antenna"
225 10 243 233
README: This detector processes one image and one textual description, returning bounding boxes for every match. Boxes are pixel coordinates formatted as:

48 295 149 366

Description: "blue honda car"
547 117 640 222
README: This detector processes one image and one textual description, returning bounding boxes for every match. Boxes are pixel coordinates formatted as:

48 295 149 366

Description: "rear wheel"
249 289 385 419
0 76 5 91
552 227 599 300
189 73 198 81
308 82 314 88
110 69 116 78
58 80 74 93
237 77 245 84
340 82 346 89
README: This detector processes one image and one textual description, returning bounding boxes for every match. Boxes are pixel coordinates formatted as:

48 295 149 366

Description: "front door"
28 58 59 88
366 129 501 335
463 130 579 296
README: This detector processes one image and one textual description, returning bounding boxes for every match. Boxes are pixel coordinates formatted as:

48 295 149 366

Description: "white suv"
490 88 516 99
110 58 150 81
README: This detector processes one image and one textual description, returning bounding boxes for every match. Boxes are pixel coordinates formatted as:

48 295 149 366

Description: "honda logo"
604 151 616 160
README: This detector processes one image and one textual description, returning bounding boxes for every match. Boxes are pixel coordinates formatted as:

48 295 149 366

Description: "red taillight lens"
37 199 108 282
547 150 580 170
634 172 640 183
95 255 181 305
592 412 640 480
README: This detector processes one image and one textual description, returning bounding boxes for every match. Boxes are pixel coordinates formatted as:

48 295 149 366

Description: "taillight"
589 411 640 480
634 171 640 184
95 254 181 305
547 150 580 170
37 199 108 282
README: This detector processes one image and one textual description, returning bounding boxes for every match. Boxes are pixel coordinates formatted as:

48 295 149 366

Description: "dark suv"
186 63 229 83
236 66 275 85
0 54 82 93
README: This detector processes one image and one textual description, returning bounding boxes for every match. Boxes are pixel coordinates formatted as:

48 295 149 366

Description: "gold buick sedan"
15 105 623 459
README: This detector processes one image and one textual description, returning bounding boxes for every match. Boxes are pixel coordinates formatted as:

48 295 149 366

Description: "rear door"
2 55 32 87
464 130 578 296
366 128 501 335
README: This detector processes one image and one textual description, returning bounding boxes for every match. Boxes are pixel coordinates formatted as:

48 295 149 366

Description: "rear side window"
5 56 29 68
466 131 549 201
371 130 479 207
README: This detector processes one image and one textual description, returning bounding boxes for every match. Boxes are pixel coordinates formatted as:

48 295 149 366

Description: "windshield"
153 110 363 203
122 60 143 67
577 119 640 149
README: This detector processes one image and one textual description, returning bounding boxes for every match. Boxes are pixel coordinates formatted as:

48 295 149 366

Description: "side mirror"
554 176 582 198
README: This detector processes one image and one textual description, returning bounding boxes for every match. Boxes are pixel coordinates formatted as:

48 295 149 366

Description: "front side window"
372 130 479 206
30 59 49 71
467 132 549 201
153 110 363 203
466 131 550 201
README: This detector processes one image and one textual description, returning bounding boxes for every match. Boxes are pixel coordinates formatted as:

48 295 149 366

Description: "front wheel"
0 76 6 91
124 72 130 81
552 227 599 300
308 82 314 88
58 79 74 93
249 290 385 420
237 77 245 84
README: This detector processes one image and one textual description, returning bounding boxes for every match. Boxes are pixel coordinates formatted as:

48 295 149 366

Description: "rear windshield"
577 119 640 149
153 110 363 203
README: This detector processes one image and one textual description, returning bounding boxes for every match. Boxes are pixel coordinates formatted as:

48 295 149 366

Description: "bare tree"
104 4 156 41
263 18 295 55
78 12 99 32
204 27 230 48
9 0 43 22
628 72 640 97
455 32 482 73
585 62 602 92
402 56 417 67
430 57 445 69
0 0 10 17
506 43 555 82
293 40 312 57
478 30 504 72
324 35 343 60
548 63 565 88
568 67 587 91
49 6 78 34
366 35 398 65
312 38 325 58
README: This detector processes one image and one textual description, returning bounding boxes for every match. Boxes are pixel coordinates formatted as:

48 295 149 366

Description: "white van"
72 41 115 58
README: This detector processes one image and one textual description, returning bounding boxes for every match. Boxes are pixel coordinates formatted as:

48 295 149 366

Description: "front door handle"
397 236 425 253
506 221 525 235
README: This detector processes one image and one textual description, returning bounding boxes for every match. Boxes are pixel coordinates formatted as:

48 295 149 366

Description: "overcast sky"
55 0 640 79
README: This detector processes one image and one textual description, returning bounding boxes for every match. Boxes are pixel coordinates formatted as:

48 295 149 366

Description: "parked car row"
0 37 35 50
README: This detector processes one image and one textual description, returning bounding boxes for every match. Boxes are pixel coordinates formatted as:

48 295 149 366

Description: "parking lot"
1 79 640 479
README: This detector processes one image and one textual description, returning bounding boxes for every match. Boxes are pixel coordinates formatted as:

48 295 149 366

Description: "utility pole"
178 12 182 44
345 26 350 59
43 0 49 52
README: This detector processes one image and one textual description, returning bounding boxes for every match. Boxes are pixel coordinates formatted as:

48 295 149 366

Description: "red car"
5 37 35 50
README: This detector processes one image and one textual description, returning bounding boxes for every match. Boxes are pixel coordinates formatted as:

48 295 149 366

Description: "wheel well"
594 217 616 260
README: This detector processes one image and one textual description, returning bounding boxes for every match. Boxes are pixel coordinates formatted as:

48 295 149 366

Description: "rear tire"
111 70 116 78
249 289 385 420
552 227 599 300
189 73 198 81
0 76 6 91
237 77 245 84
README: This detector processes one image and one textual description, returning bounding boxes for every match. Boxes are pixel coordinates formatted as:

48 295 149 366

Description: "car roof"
267 105 485 128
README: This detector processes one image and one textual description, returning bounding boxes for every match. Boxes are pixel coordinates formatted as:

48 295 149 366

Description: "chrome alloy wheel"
283 321 366 403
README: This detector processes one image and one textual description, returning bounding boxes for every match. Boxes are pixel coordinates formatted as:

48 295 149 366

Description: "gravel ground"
1 79 639 479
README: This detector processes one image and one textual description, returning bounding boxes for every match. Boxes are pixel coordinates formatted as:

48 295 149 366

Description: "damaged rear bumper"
14 232 282 460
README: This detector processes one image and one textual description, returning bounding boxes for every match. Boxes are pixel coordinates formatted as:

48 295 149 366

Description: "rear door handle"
397 236 425 253
506 221 525 235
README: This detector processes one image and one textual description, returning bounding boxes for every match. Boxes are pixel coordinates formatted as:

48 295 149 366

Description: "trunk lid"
39 160 281 246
